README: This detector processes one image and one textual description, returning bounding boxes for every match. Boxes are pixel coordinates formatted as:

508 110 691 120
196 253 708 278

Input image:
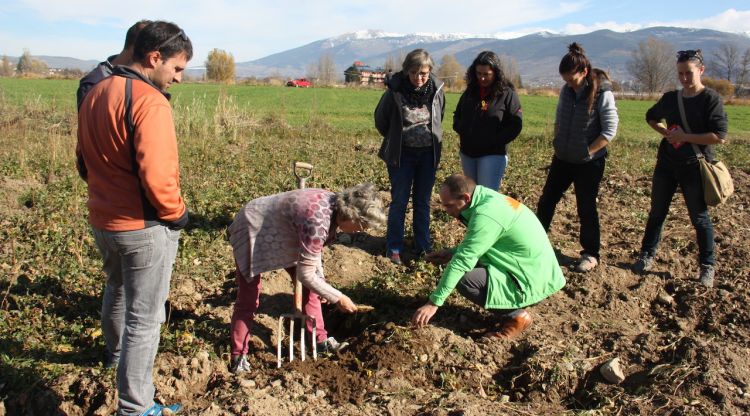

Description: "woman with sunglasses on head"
453 51 522 191
375 49 445 265
632 49 728 288
536 43 619 273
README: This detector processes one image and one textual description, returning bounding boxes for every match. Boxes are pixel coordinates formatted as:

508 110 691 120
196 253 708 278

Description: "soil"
10 171 750 415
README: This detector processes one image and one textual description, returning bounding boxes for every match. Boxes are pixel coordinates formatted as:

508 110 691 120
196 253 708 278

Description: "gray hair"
335 183 386 228
402 49 434 73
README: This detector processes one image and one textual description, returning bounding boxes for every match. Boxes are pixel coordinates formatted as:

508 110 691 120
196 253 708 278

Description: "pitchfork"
277 161 318 368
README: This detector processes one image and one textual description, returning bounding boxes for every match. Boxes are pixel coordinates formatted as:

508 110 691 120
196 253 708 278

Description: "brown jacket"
76 67 187 231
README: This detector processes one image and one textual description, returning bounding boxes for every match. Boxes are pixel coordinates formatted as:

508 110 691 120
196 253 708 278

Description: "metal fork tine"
289 316 294 362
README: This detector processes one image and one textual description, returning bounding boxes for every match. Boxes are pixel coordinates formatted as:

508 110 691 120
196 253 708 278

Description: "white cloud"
5 2 749 63
559 9 750 36
678 8 750 33
13 0 590 61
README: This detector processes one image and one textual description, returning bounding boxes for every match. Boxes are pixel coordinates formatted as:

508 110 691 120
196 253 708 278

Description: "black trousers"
536 156 606 258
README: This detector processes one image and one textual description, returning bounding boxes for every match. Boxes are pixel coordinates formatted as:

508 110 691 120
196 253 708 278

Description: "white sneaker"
231 354 251 373
317 337 349 353
575 254 599 273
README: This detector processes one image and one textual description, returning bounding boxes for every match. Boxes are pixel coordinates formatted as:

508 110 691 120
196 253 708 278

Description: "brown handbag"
676 90 734 206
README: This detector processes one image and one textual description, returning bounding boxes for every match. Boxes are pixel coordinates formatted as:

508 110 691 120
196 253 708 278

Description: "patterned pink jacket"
228 189 343 303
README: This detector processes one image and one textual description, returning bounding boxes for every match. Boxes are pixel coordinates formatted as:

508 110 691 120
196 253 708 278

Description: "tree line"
5 40 749 97
628 37 750 96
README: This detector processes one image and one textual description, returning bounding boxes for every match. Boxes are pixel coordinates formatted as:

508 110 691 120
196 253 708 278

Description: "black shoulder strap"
125 78 138 173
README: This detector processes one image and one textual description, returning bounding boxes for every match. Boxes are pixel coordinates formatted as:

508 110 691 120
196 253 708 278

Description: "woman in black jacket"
453 51 522 191
374 49 445 264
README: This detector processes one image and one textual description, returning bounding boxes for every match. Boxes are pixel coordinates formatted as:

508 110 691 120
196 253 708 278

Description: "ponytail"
560 43 608 113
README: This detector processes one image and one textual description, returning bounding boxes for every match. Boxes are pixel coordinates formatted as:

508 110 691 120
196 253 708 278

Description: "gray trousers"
92 225 180 416
456 267 521 317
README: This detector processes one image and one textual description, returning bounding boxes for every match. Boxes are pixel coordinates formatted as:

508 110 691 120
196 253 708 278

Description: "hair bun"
568 42 585 55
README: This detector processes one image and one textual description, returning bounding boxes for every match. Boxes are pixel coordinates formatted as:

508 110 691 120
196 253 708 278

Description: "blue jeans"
460 152 509 191
640 159 715 266
386 146 437 254
92 225 181 416
536 156 605 258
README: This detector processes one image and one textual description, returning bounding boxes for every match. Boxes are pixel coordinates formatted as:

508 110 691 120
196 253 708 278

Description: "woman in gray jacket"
374 49 445 264
536 43 619 273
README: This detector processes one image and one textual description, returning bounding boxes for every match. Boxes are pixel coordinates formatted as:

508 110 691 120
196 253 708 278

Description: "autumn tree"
436 54 464 89
16 49 48 76
703 76 735 98
627 37 674 93
499 55 522 88
709 43 740 84
738 48 750 87
0 55 13 77
205 48 236 83
315 52 337 86
383 51 403 73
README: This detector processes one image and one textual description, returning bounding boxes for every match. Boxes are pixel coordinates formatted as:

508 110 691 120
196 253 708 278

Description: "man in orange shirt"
76 21 191 416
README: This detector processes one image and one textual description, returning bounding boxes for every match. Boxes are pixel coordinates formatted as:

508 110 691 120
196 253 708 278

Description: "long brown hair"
559 43 610 113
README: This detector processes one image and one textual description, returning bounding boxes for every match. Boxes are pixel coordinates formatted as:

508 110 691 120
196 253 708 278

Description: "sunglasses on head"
156 29 188 51
676 50 703 63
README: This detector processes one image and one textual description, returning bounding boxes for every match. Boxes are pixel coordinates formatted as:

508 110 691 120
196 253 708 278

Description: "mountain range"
10 26 750 86
238 27 750 86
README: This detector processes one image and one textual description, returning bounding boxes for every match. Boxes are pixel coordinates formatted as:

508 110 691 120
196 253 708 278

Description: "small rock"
315 389 326 398
420 354 429 363
271 379 282 388
190 358 200 369
737 388 744 396
239 379 256 389
196 351 210 362
600 357 626 384
162 408 175 416
718 289 730 297
657 293 674 305
563 361 575 372
499 395 510 403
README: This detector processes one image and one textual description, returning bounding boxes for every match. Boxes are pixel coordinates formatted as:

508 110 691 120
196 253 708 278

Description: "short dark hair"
441 174 476 199
677 49 704 66
133 21 193 62
123 20 152 50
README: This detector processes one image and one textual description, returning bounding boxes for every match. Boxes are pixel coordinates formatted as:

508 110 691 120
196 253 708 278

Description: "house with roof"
344 61 388 86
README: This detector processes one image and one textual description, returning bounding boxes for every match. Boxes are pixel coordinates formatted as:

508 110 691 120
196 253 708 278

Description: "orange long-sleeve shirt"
76 69 187 231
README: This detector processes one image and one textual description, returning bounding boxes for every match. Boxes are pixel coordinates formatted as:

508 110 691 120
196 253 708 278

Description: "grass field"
1 78 750 414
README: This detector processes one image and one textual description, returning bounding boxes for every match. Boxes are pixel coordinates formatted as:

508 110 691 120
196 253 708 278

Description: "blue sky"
0 1 748 65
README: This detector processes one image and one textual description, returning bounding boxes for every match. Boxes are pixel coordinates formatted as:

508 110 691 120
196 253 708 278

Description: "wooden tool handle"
293 277 303 314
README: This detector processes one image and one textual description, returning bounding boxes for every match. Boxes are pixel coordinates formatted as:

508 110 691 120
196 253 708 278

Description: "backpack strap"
124 78 139 172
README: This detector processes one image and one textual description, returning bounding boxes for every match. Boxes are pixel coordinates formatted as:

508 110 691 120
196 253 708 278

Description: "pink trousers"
230 267 328 356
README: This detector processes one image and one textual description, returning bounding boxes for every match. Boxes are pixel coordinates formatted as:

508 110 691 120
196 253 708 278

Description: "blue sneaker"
141 403 182 415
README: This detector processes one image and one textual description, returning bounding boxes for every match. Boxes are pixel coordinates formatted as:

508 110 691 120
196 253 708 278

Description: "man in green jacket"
412 174 566 338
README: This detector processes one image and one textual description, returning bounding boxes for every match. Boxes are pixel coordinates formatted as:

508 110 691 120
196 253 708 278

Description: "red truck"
286 78 312 88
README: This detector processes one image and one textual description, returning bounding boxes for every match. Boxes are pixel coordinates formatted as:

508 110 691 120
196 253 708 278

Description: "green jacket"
429 186 565 309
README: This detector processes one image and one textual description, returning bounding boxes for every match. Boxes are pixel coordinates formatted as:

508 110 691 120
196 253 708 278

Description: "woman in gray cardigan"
535 43 619 273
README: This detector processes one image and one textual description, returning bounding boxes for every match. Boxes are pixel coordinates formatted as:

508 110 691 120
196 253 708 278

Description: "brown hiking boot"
485 310 533 340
